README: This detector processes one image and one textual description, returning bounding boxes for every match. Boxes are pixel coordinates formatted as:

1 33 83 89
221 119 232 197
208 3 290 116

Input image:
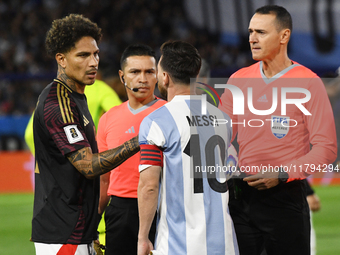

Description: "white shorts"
34 242 94 255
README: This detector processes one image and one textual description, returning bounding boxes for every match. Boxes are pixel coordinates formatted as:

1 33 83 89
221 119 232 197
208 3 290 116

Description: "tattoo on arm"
67 136 140 178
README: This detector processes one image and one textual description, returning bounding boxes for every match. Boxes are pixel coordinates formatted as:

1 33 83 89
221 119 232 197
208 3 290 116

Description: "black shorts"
104 195 157 255
228 179 310 255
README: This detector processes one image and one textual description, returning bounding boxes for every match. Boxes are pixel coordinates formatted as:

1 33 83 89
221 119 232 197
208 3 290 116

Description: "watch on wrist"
278 167 289 183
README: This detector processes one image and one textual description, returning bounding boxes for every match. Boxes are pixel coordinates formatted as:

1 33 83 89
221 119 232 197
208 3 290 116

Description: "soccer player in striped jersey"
218 5 337 255
137 41 239 255
31 14 139 255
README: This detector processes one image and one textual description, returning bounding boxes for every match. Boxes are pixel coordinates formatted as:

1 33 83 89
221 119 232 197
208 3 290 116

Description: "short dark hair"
255 5 293 32
120 44 156 70
45 14 102 57
160 41 201 85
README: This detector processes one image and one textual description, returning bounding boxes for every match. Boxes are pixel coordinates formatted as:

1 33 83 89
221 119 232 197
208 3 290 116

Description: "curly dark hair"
45 14 102 57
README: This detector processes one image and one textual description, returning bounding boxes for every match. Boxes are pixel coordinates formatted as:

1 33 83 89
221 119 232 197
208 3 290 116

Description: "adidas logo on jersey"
125 126 135 133
257 94 268 102
83 115 90 126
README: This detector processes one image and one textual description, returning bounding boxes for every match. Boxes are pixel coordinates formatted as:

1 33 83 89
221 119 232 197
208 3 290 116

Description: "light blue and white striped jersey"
139 95 239 255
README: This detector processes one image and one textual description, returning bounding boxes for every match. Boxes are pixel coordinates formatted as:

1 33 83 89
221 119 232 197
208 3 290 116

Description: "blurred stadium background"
0 0 340 254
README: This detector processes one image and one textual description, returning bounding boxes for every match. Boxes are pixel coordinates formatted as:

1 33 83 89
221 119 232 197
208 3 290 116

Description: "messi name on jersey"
186 115 218 126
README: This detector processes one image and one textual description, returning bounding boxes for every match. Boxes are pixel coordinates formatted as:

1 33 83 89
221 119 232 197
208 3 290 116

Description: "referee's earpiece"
122 75 126 85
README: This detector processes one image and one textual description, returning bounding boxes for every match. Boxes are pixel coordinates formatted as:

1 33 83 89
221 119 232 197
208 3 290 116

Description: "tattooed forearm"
93 136 140 175
67 136 140 179
67 147 94 176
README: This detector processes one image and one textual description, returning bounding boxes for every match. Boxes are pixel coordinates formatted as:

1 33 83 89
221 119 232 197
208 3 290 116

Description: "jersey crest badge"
271 115 290 139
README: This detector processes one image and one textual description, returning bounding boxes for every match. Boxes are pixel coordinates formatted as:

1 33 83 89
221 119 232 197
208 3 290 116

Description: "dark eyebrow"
249 28 265 33
128 68 156 72
76 50 99 56
128 68 141 72
77 51 90 55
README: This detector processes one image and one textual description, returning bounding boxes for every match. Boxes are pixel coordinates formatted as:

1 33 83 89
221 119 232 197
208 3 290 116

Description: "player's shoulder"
149 97 190 123
104 100 128 114
37 80 78 127
155 97 167 104
148 101 168 116
152 98 167 109
40 80 73 107
140 103 175 141
288 61 319 78
142 101 170 125
231 62 261 78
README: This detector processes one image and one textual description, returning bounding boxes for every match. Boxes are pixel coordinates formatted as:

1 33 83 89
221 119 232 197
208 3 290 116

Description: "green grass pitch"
0 186 339 254
312 185 340 255
0 193 35 255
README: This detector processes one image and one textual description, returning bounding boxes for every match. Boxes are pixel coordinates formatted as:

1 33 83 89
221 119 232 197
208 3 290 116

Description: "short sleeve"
44 96 90 156
139 116 166 172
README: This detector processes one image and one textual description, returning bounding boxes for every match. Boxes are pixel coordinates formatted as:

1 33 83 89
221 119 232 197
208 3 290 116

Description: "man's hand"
307 194 321 212
243 171 280 190
93 240 105 255
138 238 153 255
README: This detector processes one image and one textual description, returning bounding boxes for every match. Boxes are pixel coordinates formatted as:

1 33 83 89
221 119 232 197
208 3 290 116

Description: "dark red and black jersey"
31 79 99 244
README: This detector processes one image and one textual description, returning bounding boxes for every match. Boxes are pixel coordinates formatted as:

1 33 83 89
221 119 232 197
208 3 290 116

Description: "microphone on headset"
123 75 139 92
125 83 139 92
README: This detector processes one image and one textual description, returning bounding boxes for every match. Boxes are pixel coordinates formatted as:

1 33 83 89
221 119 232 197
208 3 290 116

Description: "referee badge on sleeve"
64 125 84 144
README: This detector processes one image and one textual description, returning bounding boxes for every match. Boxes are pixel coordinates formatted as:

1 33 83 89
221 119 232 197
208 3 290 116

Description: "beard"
158 82 167 100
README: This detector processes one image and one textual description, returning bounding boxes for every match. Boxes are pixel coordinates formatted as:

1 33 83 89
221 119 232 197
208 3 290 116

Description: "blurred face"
63 36 99 86
157 57 168 99
248 13 282 61
122 55 157 100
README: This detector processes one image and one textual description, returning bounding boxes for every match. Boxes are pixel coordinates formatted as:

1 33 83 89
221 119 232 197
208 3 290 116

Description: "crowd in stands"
0 0 253 115
0 0 339 116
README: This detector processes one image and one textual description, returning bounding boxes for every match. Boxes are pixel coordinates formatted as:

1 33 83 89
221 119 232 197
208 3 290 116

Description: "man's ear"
56 53 66 69
280 29 291 44
118 70 125 84
162 72 170 88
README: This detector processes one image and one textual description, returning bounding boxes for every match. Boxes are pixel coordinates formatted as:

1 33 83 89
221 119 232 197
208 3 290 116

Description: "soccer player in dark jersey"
31 14 139 255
